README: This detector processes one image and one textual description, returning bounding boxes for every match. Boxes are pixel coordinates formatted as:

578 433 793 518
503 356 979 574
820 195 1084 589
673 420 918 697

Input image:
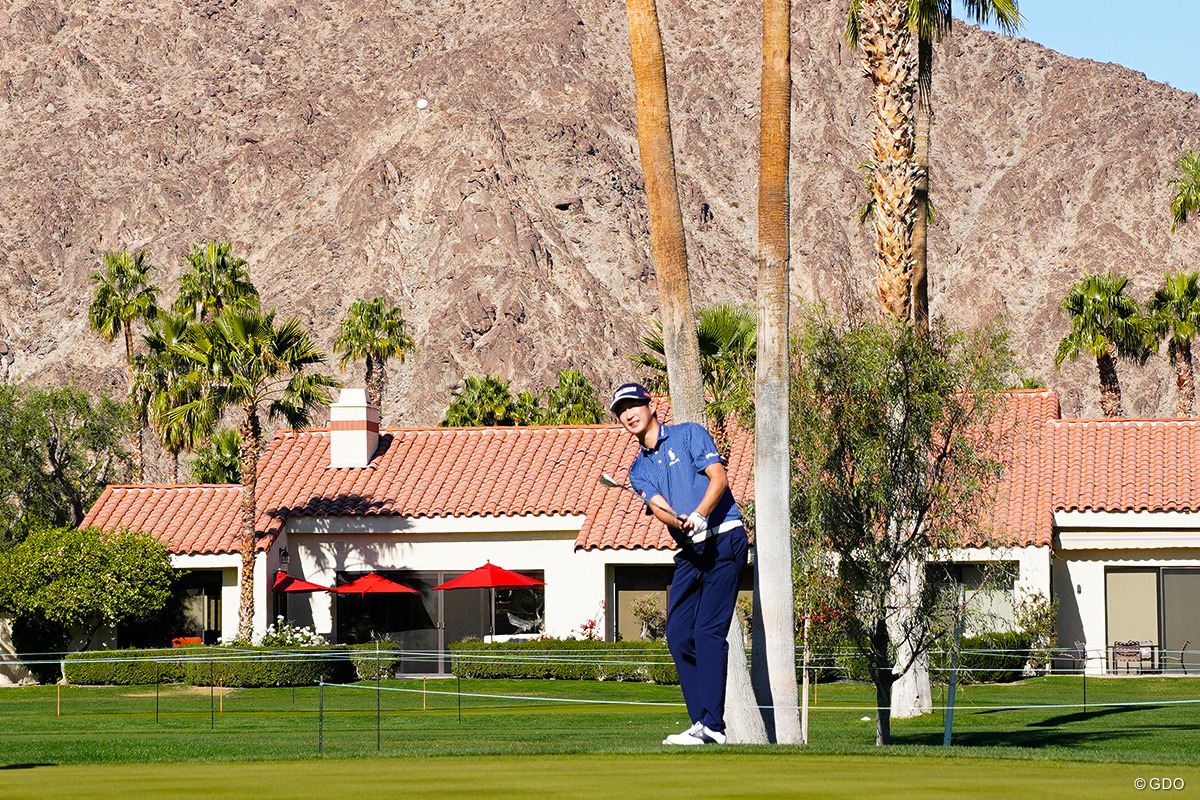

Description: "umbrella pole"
490 587 496 639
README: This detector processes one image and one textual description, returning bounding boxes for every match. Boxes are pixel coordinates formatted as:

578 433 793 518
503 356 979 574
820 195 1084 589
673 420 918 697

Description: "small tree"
536 369 605 424
791 308 1017 745
0 524 174 650
1054 273 1152 417
190 428 242 484
0 386 130 542
335 296 416 411
441 371 603 426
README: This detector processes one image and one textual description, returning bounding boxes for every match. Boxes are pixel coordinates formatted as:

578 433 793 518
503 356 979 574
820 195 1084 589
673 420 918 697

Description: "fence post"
155 661 160 724
801 615 810 745
210 659 215 731
318 681 324 756
943 608 963 747
376 643 382 751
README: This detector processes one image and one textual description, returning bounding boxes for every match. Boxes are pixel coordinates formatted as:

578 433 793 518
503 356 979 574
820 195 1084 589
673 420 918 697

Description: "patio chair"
1160 640 1190 675
1110 640 1141 674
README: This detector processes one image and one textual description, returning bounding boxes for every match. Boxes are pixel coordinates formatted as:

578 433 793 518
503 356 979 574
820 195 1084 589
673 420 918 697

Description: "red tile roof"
82 405 754 555
979 390 1062 547
1045 418 1200 514
81 389 1200 557
80 485 245 555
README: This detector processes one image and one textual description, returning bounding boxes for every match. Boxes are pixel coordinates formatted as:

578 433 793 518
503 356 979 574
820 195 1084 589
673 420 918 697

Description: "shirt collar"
641 423 669 455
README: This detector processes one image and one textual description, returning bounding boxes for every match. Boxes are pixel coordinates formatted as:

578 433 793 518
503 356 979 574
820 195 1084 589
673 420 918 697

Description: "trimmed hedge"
449 640 678 684
182 646 354 687
349 643 402 681
952 631 1033 683
64 648 188 685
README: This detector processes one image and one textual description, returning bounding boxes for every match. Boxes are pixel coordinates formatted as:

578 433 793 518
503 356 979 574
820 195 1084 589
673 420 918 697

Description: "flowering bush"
256 617 328 647
572 602 606 641
630 594 666 641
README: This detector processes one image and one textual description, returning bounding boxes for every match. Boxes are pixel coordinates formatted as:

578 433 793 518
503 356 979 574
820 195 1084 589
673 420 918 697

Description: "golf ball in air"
416 98 429 110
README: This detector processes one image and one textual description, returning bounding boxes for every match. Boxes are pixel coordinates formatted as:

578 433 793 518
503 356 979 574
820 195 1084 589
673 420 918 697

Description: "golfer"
610 382 749 746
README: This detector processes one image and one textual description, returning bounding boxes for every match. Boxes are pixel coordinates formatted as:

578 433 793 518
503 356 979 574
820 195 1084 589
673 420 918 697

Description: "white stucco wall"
281 515 675 641
1053 510 1200 674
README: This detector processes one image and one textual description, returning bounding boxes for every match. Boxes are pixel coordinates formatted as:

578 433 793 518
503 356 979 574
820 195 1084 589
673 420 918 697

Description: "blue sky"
969 0 1198 95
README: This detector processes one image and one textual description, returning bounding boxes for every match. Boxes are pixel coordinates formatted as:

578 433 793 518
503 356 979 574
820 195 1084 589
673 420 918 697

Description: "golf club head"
598 472 622 489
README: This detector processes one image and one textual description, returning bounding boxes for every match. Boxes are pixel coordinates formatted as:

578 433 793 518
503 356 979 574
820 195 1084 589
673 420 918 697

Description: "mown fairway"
1 677 1197 798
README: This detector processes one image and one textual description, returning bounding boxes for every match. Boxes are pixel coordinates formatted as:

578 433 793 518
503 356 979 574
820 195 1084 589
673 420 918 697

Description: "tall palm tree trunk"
860 0 919 321
752 0 802 746
912 44 931 334
123 322 145 483
1097 348 1125 418
1170 340 1196 416
624 0 765 744
624 0 705 423
366 355 386 412
236 409 262 641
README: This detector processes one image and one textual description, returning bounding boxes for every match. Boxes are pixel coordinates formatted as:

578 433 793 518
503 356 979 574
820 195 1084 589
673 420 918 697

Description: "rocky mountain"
2 0 1199 476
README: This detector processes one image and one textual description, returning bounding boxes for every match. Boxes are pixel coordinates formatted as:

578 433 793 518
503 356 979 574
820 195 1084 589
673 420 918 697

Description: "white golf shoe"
662 722 727 745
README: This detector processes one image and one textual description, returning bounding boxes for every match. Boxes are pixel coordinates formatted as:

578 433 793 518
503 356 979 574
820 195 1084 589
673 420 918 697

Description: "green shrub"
449 640 677 684
349 643 402 681
63 648 187 685
182 646 353 687
948 631 1033 683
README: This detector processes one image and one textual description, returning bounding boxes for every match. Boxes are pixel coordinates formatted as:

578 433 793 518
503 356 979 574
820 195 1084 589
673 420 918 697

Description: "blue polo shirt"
627 422 741 528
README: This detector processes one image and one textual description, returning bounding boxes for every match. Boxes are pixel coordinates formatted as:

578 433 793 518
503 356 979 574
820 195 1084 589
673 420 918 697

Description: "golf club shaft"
611 479 686 524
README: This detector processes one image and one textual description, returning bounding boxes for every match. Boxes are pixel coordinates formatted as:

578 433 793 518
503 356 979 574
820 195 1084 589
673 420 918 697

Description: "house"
80 388 1200 674
81 389 755 668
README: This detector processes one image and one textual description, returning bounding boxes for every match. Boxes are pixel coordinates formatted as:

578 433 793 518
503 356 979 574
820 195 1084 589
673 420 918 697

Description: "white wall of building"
1053 510 1200 674
281 515 675 641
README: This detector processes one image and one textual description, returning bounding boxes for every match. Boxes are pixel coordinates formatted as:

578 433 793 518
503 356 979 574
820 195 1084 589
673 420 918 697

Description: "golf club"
598 472 686 524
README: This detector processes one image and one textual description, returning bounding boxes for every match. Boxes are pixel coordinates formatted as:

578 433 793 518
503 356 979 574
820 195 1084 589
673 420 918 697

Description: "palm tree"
849 1 1020 331
1171 149 1200 231
538 369 605 425
168 308 338 640
1148 272 1200 416
633 304 757 425
1055 274 1153 417
172 241 259 322
754 0 802 745
441 375 518 426
190 428 242 484
131 310 208 483
334 297 416 411
846 0 920 323
623 0 765 743
88 250 159 483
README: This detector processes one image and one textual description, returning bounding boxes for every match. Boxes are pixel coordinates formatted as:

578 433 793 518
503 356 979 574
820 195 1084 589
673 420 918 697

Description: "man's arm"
682 462 728 532
647 494 684 529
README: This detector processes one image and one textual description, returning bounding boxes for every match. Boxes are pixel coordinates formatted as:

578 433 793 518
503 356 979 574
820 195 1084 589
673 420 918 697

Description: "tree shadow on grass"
894 704 1194 749
0 764 56 770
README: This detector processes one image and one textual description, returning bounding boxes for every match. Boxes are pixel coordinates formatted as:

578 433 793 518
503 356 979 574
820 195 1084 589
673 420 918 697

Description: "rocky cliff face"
2 0 1199 472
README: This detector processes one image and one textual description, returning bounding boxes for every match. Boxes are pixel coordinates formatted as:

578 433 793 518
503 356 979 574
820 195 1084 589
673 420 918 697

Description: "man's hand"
685 511 711 543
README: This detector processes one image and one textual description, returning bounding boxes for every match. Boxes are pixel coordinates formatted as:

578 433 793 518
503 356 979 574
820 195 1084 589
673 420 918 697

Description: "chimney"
328 388 380 468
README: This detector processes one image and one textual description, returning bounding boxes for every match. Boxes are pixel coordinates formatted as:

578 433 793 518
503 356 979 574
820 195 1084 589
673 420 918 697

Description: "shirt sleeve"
628 461 655 500
687 423 724 471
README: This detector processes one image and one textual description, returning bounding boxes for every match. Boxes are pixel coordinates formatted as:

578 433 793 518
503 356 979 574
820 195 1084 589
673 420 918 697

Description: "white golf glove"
686 511 711 543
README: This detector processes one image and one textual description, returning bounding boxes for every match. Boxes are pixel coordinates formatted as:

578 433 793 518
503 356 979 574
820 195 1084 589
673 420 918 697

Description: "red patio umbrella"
432 562 545 591
334 572 420 594
433 563 545 637
272 571 333 593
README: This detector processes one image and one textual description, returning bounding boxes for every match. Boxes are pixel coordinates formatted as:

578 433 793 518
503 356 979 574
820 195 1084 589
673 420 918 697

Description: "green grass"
1 676 1197 798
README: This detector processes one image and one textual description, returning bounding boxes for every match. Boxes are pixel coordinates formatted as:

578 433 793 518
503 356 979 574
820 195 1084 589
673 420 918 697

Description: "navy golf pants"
665 525 748 732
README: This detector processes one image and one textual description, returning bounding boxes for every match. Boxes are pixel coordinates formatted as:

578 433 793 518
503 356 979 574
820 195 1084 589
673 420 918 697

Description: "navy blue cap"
610 382 652 413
